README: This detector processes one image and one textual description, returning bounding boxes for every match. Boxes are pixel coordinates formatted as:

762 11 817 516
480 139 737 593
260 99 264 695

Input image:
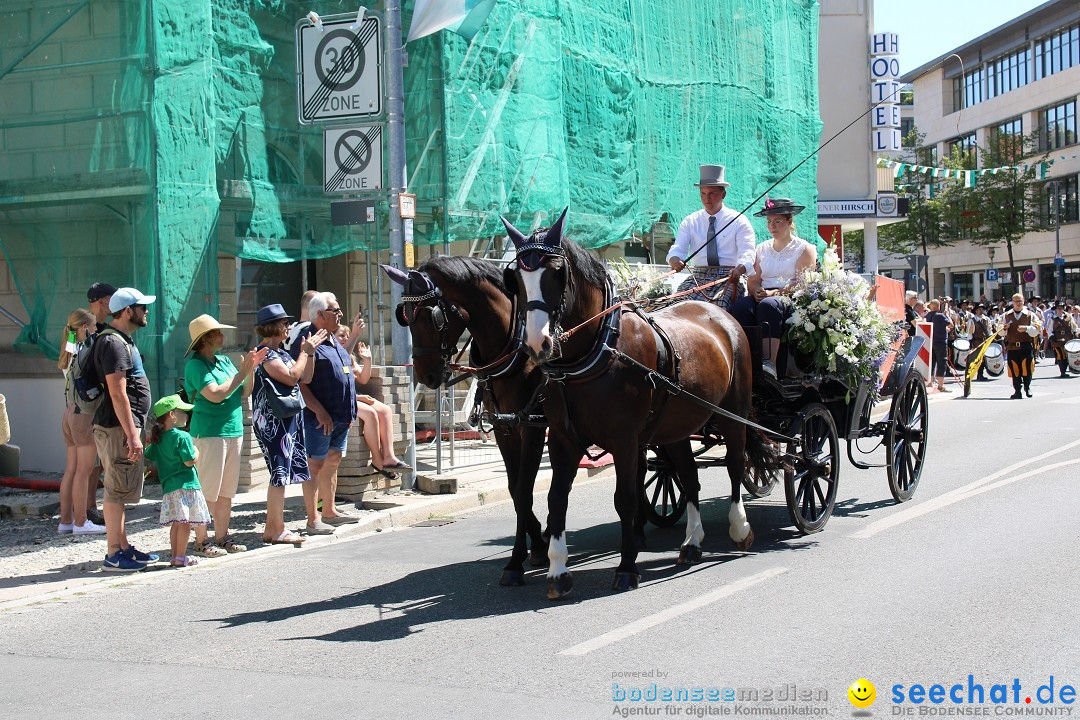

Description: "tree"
846 128 951 293
946 130 1051 293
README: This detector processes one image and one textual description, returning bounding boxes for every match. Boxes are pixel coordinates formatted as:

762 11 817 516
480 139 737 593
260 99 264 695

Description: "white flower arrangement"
784 248 899 393
609 258 669 301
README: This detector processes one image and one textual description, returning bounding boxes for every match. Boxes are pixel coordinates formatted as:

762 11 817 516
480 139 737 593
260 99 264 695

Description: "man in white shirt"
666 164 755 310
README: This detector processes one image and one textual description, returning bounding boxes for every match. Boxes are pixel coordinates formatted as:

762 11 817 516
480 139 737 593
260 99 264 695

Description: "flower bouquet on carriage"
609 258 671 304
783 248 900 397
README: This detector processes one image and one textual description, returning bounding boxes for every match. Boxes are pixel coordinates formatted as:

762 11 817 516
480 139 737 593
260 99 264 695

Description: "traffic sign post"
297 14 383 124
324 126 383 194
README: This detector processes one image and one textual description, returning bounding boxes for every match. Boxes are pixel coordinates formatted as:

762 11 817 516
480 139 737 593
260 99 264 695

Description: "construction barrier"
914 321 933 382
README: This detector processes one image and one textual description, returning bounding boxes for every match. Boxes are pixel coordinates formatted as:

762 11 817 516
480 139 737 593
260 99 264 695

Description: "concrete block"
416 474 458 495
0 10 30 48
32 5 91 40
0 82 32 118
90 1 122 38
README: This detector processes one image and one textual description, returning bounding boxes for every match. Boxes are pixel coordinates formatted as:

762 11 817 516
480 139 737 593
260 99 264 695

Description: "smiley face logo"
848 678 876 708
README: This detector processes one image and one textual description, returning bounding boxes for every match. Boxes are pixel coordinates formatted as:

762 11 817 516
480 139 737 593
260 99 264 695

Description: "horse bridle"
395 276 469 379
512 241 570 328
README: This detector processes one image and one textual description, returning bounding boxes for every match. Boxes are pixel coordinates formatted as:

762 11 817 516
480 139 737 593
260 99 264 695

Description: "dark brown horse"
503 209 773 597
383 257 547 586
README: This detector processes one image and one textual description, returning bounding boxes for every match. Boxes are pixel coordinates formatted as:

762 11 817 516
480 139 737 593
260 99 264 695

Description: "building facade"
898 0 1080 301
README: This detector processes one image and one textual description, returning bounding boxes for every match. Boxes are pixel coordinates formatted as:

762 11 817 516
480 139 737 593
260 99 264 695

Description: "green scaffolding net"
1 0 820 389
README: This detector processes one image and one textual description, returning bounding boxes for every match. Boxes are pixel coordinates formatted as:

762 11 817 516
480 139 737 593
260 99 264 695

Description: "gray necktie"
706 215 719 266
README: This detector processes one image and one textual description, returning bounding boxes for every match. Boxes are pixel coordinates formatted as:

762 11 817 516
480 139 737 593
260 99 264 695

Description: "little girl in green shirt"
145 395 211 567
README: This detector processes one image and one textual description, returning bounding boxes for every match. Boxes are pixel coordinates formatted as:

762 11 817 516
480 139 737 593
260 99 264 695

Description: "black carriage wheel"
641 449 687 528
742 463 779 498
784 403 839 534
886 372 928 502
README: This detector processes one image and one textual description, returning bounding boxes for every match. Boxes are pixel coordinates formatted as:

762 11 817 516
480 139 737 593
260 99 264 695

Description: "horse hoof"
499 569 526 587
611 571 640 592
528 549 548 567
677 545 703 565
733 528 755 552
547 573 573 600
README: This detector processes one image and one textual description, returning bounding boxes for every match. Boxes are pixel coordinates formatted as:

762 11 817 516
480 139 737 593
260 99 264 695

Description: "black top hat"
753 197 805 217
86 282 117 302
256 303 292 325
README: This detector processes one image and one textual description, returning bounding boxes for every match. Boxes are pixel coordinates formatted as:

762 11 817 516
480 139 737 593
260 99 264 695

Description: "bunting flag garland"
877 154 1074 187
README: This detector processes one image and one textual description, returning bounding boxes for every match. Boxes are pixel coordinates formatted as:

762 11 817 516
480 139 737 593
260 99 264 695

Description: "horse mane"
561 237 610 297
416 255 507 294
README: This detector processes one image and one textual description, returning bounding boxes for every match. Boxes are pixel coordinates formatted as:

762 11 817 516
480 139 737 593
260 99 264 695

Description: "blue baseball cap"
108 287 157 313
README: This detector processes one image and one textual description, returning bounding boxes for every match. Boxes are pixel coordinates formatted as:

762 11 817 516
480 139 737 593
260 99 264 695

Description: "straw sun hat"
186 314 235 354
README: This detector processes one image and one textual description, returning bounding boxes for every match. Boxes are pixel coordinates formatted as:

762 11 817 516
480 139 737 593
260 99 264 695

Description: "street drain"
411 519 456 527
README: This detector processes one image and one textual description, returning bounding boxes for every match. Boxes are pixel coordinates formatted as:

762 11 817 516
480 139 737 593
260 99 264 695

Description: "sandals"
194 541 226 558
369 463 398 480
218 535 247 553
263 530 305 545
170 556 198 567
382 461 412 471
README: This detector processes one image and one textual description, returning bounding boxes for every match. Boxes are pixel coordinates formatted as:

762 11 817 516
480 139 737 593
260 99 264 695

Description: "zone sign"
296 14 383 124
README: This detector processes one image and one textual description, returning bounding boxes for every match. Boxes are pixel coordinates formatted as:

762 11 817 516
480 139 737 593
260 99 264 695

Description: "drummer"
966 303 993 381
999 292 1041 399
1049 302 1079 378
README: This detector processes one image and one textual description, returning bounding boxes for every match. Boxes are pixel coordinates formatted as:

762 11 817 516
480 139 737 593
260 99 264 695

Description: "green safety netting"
1 0 820 390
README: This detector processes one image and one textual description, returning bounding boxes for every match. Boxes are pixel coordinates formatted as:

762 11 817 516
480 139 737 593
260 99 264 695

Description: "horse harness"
396 274 470 381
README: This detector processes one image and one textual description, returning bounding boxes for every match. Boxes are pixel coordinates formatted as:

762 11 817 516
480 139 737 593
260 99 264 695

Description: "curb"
0 465 616 613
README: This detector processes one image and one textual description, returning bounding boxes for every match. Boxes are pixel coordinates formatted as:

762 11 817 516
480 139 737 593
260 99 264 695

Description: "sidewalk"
0 451 615 611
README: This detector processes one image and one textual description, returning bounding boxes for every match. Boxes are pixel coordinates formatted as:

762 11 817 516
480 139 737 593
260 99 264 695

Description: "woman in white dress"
729 198 817 376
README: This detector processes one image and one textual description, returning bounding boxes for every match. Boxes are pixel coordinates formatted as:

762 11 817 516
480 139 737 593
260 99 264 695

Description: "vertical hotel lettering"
870 33 901 152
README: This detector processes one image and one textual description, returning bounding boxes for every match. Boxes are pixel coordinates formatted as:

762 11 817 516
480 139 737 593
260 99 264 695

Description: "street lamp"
1048 180 1063 299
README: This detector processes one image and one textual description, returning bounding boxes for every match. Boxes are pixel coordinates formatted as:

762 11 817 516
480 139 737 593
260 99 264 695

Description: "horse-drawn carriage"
641 323 929 535
388 209 929 598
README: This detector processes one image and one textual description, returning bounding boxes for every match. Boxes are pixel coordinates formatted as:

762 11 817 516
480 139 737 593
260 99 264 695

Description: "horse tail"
743 409 784 478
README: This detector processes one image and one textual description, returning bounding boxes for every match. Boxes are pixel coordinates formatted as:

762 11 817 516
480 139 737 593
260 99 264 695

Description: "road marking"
851 437 1080 540
558 567 787 657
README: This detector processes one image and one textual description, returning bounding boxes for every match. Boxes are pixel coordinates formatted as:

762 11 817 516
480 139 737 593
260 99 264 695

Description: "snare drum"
1066 339 1080 373
983 343 1005 377
951 337 971 369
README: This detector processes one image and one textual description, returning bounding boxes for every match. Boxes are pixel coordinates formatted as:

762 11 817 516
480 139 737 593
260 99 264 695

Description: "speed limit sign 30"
296 14 383 124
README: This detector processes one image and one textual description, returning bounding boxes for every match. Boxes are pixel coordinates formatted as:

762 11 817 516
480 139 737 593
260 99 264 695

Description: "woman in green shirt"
183 315 267 557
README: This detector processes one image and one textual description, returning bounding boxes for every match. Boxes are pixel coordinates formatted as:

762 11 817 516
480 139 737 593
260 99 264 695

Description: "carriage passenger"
728 198 817 378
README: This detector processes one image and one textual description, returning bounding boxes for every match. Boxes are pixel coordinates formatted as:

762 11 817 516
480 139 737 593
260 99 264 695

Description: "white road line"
558 567 787 657
851 451 1080 540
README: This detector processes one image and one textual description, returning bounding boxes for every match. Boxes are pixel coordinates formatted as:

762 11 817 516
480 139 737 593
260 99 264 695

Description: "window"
1039 100 1078 151
963 68 984 109
991 117 1024 163
1034 22 1080 80
900 116 915 144
986 46 1030 99
1042 175 1080 227
948 133 978 168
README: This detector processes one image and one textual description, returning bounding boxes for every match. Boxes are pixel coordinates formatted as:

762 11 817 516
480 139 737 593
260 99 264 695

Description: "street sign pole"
385 0 410 368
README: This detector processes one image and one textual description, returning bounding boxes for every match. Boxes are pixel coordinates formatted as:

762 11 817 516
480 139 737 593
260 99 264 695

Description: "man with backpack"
92 287 159 572
81 282 117 526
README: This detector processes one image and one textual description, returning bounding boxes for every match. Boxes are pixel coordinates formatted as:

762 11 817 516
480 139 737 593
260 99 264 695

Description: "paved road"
2 364 1078 719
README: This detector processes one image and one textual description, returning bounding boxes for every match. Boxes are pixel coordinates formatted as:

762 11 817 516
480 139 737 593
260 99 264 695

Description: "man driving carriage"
665 164 755 310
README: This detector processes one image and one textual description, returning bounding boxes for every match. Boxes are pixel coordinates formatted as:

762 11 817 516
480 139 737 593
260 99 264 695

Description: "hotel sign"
818 200 876 217
870 32 901 152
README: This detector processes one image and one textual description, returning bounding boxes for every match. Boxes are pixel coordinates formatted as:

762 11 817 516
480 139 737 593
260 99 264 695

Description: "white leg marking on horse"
548 533 569 578
728 500 751 544
682 503 704 548
519 268 551 355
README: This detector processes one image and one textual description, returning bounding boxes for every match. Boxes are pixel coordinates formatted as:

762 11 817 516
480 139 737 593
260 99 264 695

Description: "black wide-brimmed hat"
753 197 805 217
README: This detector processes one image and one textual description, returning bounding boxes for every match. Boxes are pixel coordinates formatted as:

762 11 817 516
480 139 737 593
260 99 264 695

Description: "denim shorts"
303 417 351 460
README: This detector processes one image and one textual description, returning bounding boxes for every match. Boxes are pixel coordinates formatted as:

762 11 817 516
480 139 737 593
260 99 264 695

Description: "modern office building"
898 0 1079 301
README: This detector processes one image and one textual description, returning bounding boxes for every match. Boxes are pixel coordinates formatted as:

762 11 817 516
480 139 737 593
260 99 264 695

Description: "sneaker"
938 386 952 393
57 523 74 535
122 545 160 564
85 508 105 526
73 519 107 535
322 513 359 526
305 520 336 535
102 551 147 573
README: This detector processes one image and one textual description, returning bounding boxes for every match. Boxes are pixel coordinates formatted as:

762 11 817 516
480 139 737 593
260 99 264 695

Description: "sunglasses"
322 307 343 316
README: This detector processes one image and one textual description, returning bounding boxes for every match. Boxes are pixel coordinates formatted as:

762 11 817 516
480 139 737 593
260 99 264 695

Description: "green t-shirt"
184 354 243 438
145 427 201 495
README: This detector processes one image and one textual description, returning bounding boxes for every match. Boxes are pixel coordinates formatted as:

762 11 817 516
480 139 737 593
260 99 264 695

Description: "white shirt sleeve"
666 214 694 263
734 216 756 273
